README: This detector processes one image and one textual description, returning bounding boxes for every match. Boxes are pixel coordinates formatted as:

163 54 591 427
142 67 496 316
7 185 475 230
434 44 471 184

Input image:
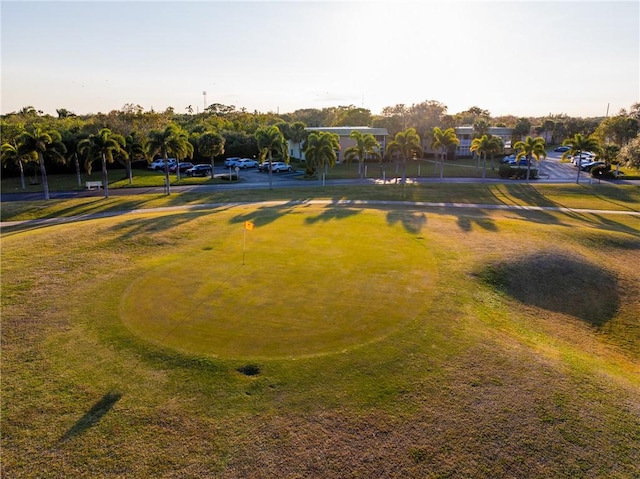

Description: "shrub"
498 164 539 179
590 164 615 179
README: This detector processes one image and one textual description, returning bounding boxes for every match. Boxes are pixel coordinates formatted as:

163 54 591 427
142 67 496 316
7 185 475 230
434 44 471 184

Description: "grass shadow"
476 251 620 327
60 391 121 442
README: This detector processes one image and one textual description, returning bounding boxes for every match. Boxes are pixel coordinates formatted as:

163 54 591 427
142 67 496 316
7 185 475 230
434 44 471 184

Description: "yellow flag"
244 221 254 231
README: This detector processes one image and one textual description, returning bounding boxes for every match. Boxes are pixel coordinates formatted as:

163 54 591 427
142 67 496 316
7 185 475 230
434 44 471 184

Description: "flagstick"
242 226 246 265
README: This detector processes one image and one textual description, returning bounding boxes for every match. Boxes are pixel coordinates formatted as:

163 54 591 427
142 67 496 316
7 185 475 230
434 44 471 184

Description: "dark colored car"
169 162 194 173
580 161 606 172
554 146 571 152
502 155 530 166
185 164 213 177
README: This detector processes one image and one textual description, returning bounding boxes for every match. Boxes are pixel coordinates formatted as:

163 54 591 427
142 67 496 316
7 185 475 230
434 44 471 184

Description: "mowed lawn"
2 192 639 478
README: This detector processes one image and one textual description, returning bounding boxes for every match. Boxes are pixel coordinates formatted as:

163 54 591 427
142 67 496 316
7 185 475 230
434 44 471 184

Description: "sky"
1 0 639 118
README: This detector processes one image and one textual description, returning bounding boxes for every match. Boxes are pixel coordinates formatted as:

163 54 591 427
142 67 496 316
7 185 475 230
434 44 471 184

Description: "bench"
86 181 103 190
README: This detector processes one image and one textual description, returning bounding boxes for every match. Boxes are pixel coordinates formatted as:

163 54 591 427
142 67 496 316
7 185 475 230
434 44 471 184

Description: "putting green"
121 208 437 359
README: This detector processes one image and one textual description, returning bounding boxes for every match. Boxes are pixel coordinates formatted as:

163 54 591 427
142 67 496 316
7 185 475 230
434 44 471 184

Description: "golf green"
121 208 437 359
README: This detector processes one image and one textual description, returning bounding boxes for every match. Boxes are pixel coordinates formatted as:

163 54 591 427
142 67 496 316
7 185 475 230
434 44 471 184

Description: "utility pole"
203 91 207 111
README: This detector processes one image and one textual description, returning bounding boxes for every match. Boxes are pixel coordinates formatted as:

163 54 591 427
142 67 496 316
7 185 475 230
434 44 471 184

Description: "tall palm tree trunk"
101 153 109 198
38 152 50 200
127 161 133 185
575 150 582 184
268 151 273 190
164 154 171 195
482 153 487 183
19 159 26 190
74 153 82 187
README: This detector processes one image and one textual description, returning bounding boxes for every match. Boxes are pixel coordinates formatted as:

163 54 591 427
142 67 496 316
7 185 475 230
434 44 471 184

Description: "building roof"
455 125 512 134
305 126 389 137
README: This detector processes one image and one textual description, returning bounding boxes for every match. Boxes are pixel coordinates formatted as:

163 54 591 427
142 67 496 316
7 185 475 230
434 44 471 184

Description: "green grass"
0 166 234 194
2 192 640 477
2 183 639 223
122 210 436 359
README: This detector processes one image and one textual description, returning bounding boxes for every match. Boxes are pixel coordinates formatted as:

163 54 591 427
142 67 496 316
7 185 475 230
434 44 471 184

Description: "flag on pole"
244 221 254 231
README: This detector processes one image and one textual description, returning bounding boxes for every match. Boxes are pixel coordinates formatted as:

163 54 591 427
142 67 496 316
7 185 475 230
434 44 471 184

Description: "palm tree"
304 131 340 183
560 133 600 184
1 141 37 190
513 135 547 182
172 129 194 181
386 128 422 184
344 130 381 179
289 121 307 160
122 132 147 184
255 125 288 189
600 143 621 175
16 127 66 200
198 131 226 174
431 127 459 180
473 117 491 138
61 130 87 187
147 124 193 194
78 128 127 198
470 134 502 183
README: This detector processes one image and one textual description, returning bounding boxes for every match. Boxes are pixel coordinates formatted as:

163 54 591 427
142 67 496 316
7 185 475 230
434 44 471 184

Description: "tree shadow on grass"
304 207 362 224
228 200 306 229
476 251 620 327
456 215 498 233
386 210 427 234
60 391 121 442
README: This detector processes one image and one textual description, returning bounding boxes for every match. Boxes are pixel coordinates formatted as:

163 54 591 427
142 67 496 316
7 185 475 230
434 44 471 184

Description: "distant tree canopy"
618 133 640 169
3 101 639 178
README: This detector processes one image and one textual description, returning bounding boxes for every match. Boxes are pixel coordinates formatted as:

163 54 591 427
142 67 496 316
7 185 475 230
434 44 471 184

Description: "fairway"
121 210 436 358
2 193 639 478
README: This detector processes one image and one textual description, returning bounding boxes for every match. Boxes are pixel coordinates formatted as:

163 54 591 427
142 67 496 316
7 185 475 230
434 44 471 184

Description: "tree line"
2 101 640 199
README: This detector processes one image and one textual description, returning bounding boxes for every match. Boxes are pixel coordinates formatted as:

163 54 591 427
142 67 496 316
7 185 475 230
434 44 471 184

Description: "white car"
224 157 241 167
149 158 177 171
271 161 293 173
571 153 595 166
235 158 258 169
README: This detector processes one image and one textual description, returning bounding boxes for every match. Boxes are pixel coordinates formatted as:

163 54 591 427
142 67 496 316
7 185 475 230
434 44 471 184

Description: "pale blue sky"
2 1 638 118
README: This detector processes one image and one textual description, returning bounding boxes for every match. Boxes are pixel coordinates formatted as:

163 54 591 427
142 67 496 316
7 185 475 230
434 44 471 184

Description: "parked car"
257 162 271 172
554 146 570 152
580 161 606 172
271 161 293 173
149 158 177 171
502 155 530 166
235 158 258 169
224 157 241 167
169 162 194 173
185 164 213 177
571 154 595 166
